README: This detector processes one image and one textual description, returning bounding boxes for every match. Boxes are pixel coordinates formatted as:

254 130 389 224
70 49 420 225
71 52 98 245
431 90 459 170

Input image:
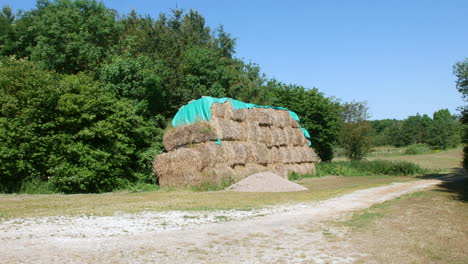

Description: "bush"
404 144 431 155
0 59 163 193
315 160 426 177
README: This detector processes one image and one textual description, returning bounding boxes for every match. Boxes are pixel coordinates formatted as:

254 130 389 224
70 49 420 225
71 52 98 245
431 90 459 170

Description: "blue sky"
4 0 468 120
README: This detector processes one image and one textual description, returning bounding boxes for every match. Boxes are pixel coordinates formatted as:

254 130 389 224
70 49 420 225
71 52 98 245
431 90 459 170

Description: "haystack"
153 97 317 188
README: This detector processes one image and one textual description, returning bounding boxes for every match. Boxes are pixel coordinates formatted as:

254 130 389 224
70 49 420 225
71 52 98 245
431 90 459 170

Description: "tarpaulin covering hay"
153 97 317 188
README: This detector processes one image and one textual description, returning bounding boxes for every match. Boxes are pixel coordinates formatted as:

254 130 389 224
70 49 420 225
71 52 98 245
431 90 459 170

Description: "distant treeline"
370 110 461 149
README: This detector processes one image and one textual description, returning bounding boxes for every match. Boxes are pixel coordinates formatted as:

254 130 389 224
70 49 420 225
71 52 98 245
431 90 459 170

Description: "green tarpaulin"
171 97 311 145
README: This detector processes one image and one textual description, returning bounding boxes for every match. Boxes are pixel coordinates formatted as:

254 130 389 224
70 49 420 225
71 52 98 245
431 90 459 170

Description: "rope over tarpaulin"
171 97 311 146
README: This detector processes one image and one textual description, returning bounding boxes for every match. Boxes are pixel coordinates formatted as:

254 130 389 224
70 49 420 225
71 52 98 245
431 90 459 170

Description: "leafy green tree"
12 0 121 74
454 59 468 168
268 81 342 161
99 55 168 117
426 109 461 149
339 101 371 160
0 58 162 193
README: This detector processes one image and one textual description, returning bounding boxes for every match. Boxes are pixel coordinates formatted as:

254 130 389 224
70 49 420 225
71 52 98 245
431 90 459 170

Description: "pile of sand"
225 172 308 192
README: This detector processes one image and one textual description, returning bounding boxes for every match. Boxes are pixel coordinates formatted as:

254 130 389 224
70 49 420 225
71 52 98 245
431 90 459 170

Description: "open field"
0 147 465 263
0 176 416 219
0 147 462 220
338 175 468 263
367 147 462 171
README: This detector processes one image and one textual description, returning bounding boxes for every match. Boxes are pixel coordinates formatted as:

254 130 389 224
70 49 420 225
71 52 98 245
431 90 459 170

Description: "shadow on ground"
428 168 468 203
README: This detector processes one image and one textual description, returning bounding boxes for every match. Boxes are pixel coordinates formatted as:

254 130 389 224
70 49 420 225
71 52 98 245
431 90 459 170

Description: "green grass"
315 160 427 177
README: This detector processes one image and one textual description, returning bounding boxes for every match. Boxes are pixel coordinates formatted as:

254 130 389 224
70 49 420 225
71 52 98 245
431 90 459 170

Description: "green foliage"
454 59 468 168
315 160 426 177
0 2 348 193
426 109 461 150
12 0 121 74
287 171 318 181
340 101 371 160
268 81 342 161
0 59 163 193
404 144 431 155
19 178 57 194
99 55 167 116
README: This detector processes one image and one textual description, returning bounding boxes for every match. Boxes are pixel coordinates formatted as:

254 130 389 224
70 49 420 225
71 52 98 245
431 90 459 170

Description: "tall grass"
315 160 426 177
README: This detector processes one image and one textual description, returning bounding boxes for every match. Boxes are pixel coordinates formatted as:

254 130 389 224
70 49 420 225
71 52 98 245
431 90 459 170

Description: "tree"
426 109 461 149
0 58 163 193
13 0 121 74
268 81 342 161
454 59 468 168
339 101 371 160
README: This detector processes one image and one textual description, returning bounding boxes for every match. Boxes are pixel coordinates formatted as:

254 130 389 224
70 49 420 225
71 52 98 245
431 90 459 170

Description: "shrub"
404 144 431 155
315 160 426 177
0 59 163 193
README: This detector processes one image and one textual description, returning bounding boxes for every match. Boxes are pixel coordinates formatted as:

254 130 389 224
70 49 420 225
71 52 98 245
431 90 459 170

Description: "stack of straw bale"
154 101 317 187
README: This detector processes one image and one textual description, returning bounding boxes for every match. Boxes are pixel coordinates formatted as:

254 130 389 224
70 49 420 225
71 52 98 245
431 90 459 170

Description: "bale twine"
163 122 217 151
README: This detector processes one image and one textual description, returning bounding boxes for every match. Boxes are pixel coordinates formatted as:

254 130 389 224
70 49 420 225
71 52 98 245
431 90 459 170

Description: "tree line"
0 0 463 193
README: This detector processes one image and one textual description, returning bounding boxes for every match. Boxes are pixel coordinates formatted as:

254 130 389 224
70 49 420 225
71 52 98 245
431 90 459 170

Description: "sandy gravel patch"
226 172 308 192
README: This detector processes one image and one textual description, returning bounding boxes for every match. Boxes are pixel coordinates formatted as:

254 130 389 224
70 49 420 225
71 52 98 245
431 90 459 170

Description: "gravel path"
0 179 442 264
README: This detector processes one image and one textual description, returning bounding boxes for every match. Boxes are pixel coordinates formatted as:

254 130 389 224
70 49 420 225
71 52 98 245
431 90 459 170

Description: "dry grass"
341 176 468 264
0 176 416 219
367 148 463 171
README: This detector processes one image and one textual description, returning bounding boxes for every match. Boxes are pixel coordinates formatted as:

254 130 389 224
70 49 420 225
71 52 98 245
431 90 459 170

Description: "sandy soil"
0 179 442 264
226 172 308 192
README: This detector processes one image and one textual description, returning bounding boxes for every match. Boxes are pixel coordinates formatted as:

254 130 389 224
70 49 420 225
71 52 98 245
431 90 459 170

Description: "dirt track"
0 179 443 263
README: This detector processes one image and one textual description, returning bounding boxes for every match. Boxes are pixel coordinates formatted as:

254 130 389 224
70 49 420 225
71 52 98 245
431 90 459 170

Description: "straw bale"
267 164 288 178
297 146 316 163
215 119 246 141
211 101 233 119
232 108 248 122
246 142 270 165
256 108 275 126
269 146 282 163
258 126 273 147
276 128 288 146
295 128 309 146
202 164 235 185
196 142 224 168
290 119 300 128
220 141 248 166
153 148 204 187
245 108 273 126
244 121 260 141
163 122 217 151
268 110 289 128
233 164 269 180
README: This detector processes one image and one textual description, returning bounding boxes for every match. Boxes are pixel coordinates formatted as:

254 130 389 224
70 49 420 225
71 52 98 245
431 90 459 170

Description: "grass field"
337 176 468 263
0 147 462 220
